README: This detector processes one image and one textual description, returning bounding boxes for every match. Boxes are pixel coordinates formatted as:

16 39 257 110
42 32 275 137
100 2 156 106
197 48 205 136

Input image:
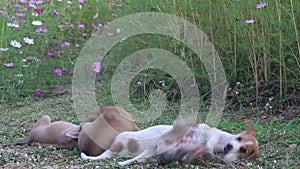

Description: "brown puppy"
77 106 140 156
15 115 80 150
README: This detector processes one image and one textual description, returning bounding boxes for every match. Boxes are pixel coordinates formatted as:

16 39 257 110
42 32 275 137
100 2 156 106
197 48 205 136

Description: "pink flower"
19 0 28 3
115 4 122 7
36 8 43 14
92 23 102 30
4 63 15 68
78 23 85 29
112 13 117 17
92 62 101 73
17 13 26 19
245 19 255 24
47 50 61 57
137 81 142 85
107 32 114 37
63 67 69 72
93 13 98 19
34 90 44 97
54 68 62 76
60 41 70 47
78 0 85 3
36 27 48 33
53 10 59 15
256 2 267 9
36 0 44 5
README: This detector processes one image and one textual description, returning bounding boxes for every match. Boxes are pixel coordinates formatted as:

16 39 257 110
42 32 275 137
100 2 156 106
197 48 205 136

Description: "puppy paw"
80 152 89 160
118 161 130 166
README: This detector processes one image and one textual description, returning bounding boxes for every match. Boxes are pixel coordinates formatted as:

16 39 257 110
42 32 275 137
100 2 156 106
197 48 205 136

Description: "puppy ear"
65 132 80 139
248 150 259 161
246 122 256 137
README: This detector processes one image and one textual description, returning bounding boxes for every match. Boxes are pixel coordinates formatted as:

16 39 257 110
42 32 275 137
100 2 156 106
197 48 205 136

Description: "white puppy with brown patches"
82 119 259 166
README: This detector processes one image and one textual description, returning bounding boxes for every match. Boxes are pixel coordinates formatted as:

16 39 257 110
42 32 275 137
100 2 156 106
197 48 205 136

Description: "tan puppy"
77 106 140 156
15 115 80 150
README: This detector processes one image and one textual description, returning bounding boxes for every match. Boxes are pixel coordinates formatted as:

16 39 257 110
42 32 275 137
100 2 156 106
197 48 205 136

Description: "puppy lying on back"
15 115 80 150
75 106 140 156
82 119 259 166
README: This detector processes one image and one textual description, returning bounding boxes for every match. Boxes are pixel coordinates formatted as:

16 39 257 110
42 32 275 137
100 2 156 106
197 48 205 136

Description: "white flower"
32 12 39 17
117 28 121 33
0 48 9 51
32 20 42 26
10 40 22 48
24 37 34 44
7 23 19 28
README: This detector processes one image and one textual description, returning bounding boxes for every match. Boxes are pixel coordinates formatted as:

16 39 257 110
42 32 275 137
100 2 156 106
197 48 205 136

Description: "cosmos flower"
32 20 42 25
36 8 43 14
54 68 62 76
93 13 98 19
245 19 255 24
256 2 267 9
4 63 15 68
92 62 101 73
34 90 45 97
60 41 70 47
36 27 48 33
23 37 34 44
10 40 22 48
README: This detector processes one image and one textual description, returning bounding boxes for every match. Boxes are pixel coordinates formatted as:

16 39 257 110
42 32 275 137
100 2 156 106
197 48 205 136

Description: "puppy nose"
224 144 233 154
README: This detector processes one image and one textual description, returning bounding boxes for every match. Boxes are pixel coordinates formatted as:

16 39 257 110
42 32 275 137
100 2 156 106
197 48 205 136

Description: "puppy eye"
239 147 247 153
236 137 242 141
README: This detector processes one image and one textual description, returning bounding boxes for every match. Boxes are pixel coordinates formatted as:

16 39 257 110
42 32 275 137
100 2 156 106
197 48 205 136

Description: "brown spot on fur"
110 141 123 154
127 138 139 154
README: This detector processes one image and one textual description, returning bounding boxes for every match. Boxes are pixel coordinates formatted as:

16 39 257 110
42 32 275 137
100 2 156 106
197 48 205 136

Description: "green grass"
0 93 299 168
0 0 299 168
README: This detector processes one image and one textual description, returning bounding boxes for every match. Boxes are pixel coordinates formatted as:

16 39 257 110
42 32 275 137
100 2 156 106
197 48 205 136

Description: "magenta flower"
60 41 70 47
78 0 85 3
245 19 255 24
36 8 44 14
54 68 62 76
93 13 98 19
34 90 44 97
256 2 267 9
137 81 142 85
92 62 101 73
78 23 85 29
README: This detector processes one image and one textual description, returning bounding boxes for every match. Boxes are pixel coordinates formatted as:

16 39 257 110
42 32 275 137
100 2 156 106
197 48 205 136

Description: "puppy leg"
184 147 206 163
118 147 156 166
81 150 114 160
